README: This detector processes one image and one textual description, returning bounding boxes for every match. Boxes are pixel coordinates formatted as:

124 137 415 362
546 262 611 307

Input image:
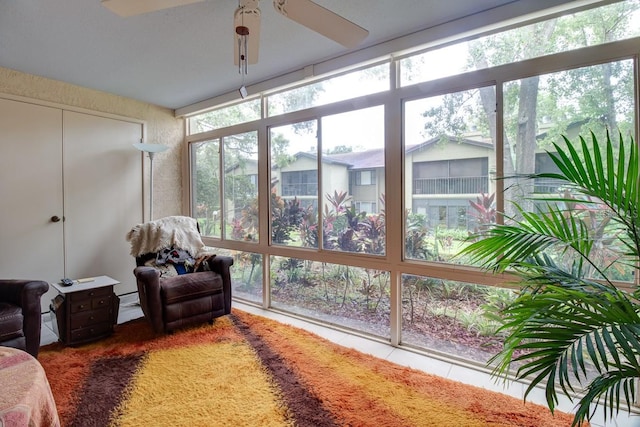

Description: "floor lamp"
133 142 168 221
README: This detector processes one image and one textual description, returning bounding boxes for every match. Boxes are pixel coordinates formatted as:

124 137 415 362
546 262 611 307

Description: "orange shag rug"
38 310 581 427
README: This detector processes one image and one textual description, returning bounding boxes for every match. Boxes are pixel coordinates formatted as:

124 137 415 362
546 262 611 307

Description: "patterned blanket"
125 216 205 257
0 347 59 427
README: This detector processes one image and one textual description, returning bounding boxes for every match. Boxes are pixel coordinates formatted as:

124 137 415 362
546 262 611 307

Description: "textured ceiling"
0 0 579 110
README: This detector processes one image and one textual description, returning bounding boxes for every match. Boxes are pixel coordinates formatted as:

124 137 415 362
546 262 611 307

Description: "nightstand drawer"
70 298 92 314
70 308 111 330
69 294 111 313
68 286 111 302
70 323 112 342
91 295 112 309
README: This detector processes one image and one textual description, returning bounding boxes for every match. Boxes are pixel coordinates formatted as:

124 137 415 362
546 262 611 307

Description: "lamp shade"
133 142 169 153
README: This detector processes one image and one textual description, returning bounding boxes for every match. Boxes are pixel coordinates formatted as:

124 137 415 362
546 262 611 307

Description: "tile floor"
40 295 640 427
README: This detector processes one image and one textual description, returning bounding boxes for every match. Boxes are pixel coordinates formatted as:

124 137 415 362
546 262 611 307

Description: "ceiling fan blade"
101 0 205 17
273 0 368 49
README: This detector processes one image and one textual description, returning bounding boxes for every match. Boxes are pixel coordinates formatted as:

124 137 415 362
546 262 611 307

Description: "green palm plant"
458 131 640 426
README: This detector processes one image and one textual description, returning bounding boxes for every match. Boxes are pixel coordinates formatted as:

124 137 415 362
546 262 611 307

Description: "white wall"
0 66 184 220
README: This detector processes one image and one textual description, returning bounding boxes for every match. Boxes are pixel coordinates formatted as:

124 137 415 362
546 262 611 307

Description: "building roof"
405 135 493 155
302 135 494 170
324 148 385 170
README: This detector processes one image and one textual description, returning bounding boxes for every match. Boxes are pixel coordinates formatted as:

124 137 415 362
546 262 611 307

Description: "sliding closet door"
63 111 143 294
0 98 65 287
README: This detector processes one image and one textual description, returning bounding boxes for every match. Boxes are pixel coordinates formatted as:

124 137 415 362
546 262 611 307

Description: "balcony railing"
533 177 565 194
282 183 318 196
413 176 488 195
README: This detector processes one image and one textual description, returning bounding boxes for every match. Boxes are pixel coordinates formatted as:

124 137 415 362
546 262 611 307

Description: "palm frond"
547 132 640 258
490 280 640 409
461 203 598 275
463 132 640 426
574 369 638 426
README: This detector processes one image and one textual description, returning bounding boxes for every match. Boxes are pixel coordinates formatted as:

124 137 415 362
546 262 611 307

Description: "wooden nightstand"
50 276 120 346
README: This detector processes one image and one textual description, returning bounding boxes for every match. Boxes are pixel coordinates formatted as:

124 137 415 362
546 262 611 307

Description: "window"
399 1 640 88
267 63 390 117
355 170 376 186
413 200 472 230
355 201 377 214
206 247 263 305
223 131 259 242
321 107 385 256
191 139 221 238
405 87 495 263
191 133 260 242
413 158 488 194
281 171 318 196
270 120 319 248
504 59 635 282
189 98 260 133
402 274 516 364
271 256 391 339
187 1 640 368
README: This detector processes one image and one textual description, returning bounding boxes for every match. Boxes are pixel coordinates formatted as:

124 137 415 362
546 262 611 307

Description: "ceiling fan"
102 0 369 68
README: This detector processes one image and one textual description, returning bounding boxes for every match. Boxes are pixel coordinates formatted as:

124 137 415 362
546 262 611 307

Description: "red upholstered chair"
0 280 49 358
127 216 233 334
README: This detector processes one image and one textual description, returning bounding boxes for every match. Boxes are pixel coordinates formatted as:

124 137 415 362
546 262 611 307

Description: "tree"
325 145 353 154
222 132 258 224
270 132 295 168
193 140 221 235
191 99 261 133
419 3 636 220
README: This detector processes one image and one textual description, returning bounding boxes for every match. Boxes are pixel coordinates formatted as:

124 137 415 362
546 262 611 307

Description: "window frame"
185 2 640 366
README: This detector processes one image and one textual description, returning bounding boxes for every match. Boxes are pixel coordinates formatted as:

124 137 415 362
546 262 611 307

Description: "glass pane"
223 131 259 242
188 99 261 134
402 274 515 365
209 247 263 304
503 59 635 282
267 63 390 117
270 120 319 248
192 139 221 238
400 1 640 87
404 86 496 263
271 256 390 339
234 251 263 304
321 106 385 255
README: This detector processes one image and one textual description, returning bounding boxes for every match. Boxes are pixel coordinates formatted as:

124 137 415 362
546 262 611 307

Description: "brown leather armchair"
133 255 233 333
0 280 49 358
127 216 233 334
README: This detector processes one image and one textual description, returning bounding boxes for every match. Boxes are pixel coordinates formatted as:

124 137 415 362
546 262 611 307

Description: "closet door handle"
51 215 61 223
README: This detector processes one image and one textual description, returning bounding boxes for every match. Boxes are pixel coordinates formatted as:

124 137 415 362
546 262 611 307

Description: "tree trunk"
508 21 556 218
474 57 517 219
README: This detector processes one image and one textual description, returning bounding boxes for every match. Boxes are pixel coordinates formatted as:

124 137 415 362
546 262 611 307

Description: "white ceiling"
0 0 579 110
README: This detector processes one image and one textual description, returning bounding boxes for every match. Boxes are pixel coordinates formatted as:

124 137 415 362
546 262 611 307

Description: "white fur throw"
126 216 205 257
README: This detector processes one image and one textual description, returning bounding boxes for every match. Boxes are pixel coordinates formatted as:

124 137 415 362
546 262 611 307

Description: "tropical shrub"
458 132 640 426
